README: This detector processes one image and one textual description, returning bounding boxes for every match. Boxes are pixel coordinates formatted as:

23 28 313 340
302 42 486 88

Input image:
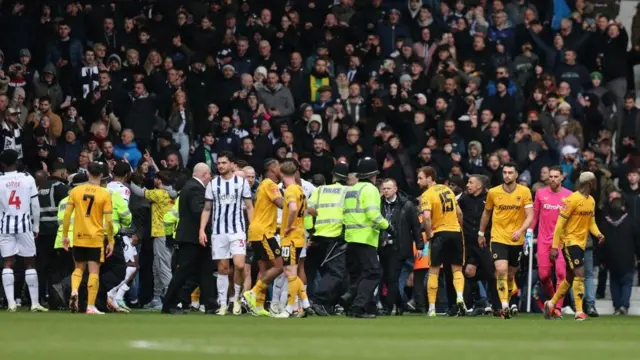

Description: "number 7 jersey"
0 171 38 234
68 184 112 248
420 184 461 233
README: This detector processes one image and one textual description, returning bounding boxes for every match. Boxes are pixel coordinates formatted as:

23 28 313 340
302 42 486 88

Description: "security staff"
304 162 349 316
341 157 394 318
457 174 500 315
37 162 69 305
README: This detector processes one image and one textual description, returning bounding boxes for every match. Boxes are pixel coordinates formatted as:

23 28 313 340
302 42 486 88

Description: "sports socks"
110 266 137 300
252 280 268 309
285 276 300 314
271 273 286 308
285 277 310 314
87 274 99 307
496 275 509 308
550 279 571 307
217 274 229 307
71 268 83 293
427 273 438 311
230 284 241 302
572 277 585 313
2 269 15 307
452 270 464 300
25 269 40 306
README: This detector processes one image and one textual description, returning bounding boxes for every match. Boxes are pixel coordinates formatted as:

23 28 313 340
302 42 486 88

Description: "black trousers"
464 245 501 310
413 269 428 311
379 245 403 310
305 236 347 307
345 243 382 313
36 234 57 302
162 242 213 311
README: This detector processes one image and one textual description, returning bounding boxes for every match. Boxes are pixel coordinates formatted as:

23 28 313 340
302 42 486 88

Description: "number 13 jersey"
420 184 460 233
68 184 112 248
0 171 37 234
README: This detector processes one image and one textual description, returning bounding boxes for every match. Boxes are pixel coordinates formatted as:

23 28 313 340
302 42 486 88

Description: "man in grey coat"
257 70 295 124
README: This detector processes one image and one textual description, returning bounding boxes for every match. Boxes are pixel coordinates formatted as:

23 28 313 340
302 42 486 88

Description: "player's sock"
252 279 268 295
116 284 130 300
427 273 438 310
507 278 516 303
217 274 230 307
550 280 571 307
572 277 585 313
452 270 464 300
2 269 15 307
71 268 83 293
280 274 289 307
496 275 509 308
25 269 41 306
107 284 120 299
87 274 100 307
285 276 301 313
230 284 242 302
271 273 285 308
254 280 267 309
296 277 310 308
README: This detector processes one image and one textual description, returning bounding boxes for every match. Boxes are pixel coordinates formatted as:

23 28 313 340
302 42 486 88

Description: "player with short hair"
479 162 534 319
200 151 254 316
62 162 115 314
417 166 465 317
545 172 604 321
243 159 284 316
106 162 137 312
273 161 312 318
0 150 47 312
529 165 572 318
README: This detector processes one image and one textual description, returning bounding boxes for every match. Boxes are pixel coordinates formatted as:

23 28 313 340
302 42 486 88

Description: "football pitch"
0 312 636 360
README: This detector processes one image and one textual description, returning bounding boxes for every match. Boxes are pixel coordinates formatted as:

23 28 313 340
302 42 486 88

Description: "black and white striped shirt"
205 175 252 235
0 171 38 234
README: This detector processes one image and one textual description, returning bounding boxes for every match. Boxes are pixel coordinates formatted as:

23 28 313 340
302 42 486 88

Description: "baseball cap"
8 107 21 115
19 49 31 58
561 145 579 156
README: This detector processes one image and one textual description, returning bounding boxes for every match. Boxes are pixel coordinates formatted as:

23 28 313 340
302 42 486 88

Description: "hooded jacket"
600 212 640 273
32 63 64 110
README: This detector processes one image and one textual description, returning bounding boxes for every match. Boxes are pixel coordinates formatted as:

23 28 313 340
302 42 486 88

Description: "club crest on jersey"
516 196 521 201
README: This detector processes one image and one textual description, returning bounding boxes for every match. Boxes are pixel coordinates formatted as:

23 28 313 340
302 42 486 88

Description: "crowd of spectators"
1 0 640 311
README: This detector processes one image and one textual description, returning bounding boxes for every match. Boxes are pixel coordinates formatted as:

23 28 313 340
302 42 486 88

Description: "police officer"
341 157 394 318
457 174 500 315
304 162 349 316
37 162 69 305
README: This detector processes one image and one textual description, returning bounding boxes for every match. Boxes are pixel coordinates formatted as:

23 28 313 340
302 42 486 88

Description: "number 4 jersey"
68 184 112 248
0 171 38 234
420 184 461 233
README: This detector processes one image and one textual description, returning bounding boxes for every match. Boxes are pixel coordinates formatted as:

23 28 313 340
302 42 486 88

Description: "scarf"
80 65 99 98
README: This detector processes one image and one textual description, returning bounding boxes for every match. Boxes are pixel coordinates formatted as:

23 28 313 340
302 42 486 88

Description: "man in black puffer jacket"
379 178 422 315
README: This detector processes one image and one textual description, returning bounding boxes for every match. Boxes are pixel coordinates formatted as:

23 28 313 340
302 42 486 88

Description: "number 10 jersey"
420 184 461 234
0 171 38 234
68 184 112 248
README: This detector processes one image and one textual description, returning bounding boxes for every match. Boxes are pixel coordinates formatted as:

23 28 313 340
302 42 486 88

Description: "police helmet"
356 157 379 179
333 161 349 180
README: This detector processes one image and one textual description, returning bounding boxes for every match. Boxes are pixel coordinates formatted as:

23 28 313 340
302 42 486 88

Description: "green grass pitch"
0 312 636 360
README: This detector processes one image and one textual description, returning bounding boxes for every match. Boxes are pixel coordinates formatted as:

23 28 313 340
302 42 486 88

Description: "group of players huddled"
0 146 603 320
